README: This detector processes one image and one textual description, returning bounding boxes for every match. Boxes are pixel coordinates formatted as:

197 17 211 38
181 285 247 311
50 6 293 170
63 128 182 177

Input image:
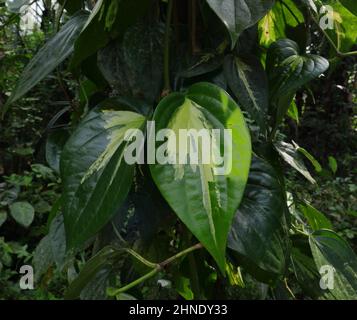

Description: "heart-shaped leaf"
228 156 288 283
206 0 275 48
309 229 357 299
266 39 329 130
61 98 147 249
150 82 252 273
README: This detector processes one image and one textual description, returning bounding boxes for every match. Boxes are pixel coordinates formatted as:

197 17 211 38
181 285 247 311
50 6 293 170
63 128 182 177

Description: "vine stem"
310 14 357 58
163 0 174 92
108 243 203 297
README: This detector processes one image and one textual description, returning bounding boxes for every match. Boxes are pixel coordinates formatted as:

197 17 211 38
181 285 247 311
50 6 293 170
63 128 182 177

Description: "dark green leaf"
65 246 119 299
46 129 70 174
228 156 288 283
224 54 269 134
61 99 147 250
33 235 54 282
98 21 164 104
49 214 67 270
206 0 275 48
339 0 357 15
150 82 252 273
3 13 88 113
267 39 329 129
299 202 333 231
70 0 152 70
309 229 357 299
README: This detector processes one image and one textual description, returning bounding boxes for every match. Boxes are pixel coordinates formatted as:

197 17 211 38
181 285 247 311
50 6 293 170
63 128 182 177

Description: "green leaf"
61 99 147 250
224 54 269 134
175 276 194 300
206 0 275 48
287 99 299 123
33 235 54 282
0 210 7 227
3 13 88 114
258 0 305 48
46 129 69 174
150 82 252 273
98 21 164 104
296 144 322 173
275 141 316 184
291 245 327 299
299 202 333 231
228 156 288 283
49 214 67 270
309 229 357 299
9 201 34 227
339 0 357 15
328 156 338 174
267 39 329 129
65 246 119 299
321 0 357 53
70 0 152 70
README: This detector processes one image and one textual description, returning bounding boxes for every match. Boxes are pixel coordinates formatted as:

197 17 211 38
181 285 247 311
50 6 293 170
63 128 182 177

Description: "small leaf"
9 201 34 227
299 202 333 231
328 156 338 174
275 141 316 184
295 143 322 173
150 82 252 273
61 98 147 249
206 0 274 48
309 229 357 299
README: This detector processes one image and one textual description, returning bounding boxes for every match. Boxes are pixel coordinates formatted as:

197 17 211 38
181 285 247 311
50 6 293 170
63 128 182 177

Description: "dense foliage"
0 0 356 300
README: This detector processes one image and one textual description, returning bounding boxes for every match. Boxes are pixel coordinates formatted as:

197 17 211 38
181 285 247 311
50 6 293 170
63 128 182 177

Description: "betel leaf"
150 82 251 273
65 246 120 299
9 201 34 228
61 99 147 250
228 156 288 283
3 12 88 114
320 0 357 53
309 229 357 299
70 0 152 70
98 21 164 104
258 0 305 48
206 0 275 49
46 129 70 174
299 202 333 231
224 54 269 134
266 39 329 130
